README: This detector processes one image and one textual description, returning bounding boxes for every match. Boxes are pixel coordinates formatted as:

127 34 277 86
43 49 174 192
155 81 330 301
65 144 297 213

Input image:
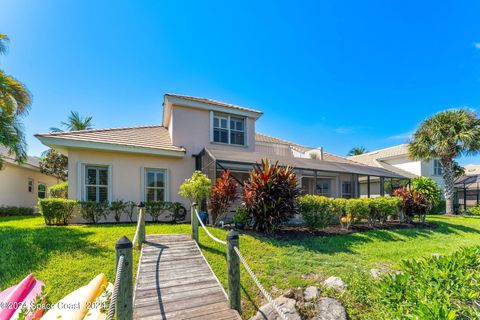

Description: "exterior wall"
255 143 292 157
169 105 256 156
384 156 422 176
0 163 58 208
67 148 194 222
420 160 445 190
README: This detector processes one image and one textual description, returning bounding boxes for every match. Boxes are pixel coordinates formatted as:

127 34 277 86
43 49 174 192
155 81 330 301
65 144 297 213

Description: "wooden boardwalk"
133 234 242 320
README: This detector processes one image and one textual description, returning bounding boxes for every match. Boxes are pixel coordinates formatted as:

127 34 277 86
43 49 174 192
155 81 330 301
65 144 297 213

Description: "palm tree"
0 34 32 168
50 111 93 132
347 146 367 156
409 109 480 215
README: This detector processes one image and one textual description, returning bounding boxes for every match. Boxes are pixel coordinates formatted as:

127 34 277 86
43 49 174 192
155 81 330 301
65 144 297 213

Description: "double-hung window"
145 169 166 202
38 183 47 199
85 166 109 202
434 159 443 176
212 113 246 146
27 178 34 193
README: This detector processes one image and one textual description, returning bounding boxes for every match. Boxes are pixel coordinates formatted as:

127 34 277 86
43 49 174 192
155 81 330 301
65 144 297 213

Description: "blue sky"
1 0 480 164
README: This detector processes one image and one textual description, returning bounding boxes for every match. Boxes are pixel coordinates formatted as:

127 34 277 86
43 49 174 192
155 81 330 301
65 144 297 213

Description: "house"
0 146 59 209
464 164 480 175
348 144 445 191
36 94 409 222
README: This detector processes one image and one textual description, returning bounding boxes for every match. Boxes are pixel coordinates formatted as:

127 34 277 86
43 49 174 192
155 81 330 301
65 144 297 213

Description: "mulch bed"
237 221 437 240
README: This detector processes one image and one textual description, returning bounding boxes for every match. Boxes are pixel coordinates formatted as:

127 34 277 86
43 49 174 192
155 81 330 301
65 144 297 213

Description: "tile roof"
35 125 185 152
165 94 263 115
0 146 41 168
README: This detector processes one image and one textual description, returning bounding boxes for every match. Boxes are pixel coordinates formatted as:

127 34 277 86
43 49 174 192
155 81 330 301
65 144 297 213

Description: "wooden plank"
133 234 240 320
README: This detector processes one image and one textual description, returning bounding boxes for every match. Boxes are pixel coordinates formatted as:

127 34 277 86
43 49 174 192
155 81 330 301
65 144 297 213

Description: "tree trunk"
441 157 455 215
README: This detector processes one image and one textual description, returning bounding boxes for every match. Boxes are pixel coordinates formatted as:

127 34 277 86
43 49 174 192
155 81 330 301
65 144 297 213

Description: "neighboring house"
464 164 480 175
0 147 59 209
348 144 445 191
36 94 408 222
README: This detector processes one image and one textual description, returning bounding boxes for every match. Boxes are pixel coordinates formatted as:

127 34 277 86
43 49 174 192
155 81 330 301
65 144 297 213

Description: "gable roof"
35 125 185 157
0 146 41 169
347 144 417 178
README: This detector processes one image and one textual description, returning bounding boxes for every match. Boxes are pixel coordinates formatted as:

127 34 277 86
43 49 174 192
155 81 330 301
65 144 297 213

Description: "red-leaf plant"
393 187 429 223
209 169 238 225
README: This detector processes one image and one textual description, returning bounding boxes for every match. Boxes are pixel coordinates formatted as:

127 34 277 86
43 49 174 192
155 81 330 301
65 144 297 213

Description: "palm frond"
0 33 9 56
0 70 32 116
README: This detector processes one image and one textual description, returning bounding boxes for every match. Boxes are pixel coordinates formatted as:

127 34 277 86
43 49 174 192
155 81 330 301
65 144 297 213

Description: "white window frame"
38 182 47 199
27 178 34 193
141 167 169 202
77 162 112 202
210 111 247 146
433 159 443 176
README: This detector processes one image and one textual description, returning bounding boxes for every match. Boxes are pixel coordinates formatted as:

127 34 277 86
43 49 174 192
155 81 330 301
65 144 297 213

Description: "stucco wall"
0 163 58 208
420 160 445 190
67 148 194 222
169 105 256 155
384 156 422 176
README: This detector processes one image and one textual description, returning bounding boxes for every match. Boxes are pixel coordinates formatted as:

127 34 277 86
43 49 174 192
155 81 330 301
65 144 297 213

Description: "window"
85 166 109 202
434 159 443 176
342 181 352 198
316 179 331 197
27 179 34 193
212 113 246 146
145 169 166 202
38 183 47 199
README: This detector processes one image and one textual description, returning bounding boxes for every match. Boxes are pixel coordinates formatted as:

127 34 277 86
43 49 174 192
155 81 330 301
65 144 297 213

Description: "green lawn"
1 215 480 319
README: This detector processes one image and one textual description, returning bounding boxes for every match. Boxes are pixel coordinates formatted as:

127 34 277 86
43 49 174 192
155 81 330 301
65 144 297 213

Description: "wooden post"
115 236 133 320
133 203 146 250
191 202 199 243
226 230 241 312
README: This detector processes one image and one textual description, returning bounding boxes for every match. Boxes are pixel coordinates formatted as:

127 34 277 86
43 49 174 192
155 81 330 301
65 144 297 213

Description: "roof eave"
36 136 186 158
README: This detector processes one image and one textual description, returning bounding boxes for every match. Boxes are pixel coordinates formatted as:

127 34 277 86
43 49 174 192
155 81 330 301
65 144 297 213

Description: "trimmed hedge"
297 195 342 229
0 206 35 216
49 181 68 198
38 198 77 225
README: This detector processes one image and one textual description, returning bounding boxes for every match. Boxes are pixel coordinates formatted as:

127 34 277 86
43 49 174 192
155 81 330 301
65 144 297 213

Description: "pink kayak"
0 273 44 320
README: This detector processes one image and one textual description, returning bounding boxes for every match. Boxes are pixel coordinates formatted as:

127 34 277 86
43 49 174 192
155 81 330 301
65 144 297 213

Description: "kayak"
41 274 108 320
83 282 113 320
0 273 45 320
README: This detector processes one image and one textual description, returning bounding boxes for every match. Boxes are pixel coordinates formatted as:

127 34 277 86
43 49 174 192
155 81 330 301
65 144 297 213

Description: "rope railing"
192 206 290 320
107 254 125 320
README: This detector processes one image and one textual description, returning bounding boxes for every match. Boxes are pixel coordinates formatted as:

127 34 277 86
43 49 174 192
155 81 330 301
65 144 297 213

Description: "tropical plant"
344 198 369 229
465 204 480 216
347 146 368 156
233 206 249 227
48 181 68 198
408 109 480 215
243 159 300 233
79 201 109 223
410 177 441 211
0 34 32 169
209 170 238 225
39 149 68 181
393 187 429 223
50 111 93 132
110 200 127 222
178 171 212 206
297 195 338 229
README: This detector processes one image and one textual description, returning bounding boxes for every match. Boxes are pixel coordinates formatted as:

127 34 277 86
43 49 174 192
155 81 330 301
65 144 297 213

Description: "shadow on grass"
245 218 480 255
0 224 106 288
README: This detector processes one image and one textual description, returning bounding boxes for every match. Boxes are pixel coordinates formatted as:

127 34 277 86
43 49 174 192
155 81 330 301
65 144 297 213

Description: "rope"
194 209 227 245
233 246 290 320
107 254 125 320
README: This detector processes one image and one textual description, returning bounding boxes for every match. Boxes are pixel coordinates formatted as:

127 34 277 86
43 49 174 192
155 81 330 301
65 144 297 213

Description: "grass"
1 215 480 319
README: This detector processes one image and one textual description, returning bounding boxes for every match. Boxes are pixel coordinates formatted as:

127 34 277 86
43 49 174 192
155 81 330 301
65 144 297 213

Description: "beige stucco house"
36 94 408 222
0 147 59 209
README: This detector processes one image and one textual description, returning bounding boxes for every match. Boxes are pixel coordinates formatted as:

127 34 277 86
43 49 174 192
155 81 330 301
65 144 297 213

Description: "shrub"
124 201 137 222
145 201 171 222
178 171 212 207
79 201 109 223
233 206 249 226
410 177 441 211
0 206 35 216
297 195 338 229
49 182 68 199
393 187 429 222
243 159 300 233
110 200 128 222
38 198 77 225
378 246 480 319
168 202 186 222
344 198 370 229
367 197 402 225
465 204 480 216
209 170 238 225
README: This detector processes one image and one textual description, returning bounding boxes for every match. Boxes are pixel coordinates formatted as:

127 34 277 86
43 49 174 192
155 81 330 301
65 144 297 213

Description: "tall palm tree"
347 146 367 156
409 109 480 215
0 33 32 168
50 111 93 132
